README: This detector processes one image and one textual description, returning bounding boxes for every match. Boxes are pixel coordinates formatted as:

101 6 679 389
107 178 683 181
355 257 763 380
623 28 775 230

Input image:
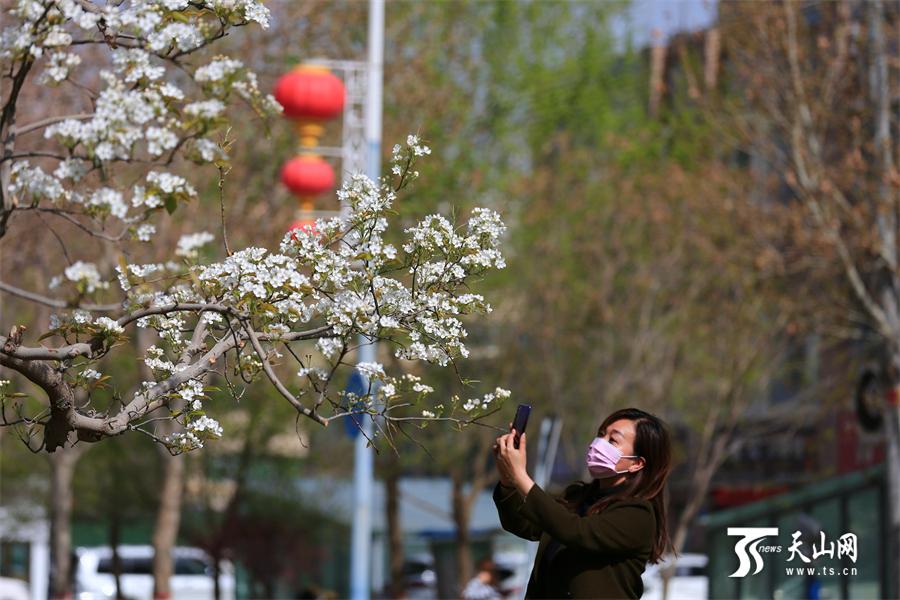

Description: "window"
0 541 30 582
174 557 210 576
97 557 153 574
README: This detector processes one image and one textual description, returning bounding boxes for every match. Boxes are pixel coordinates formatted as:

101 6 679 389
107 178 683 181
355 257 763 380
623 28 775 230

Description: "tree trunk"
146 326 186 600
885 377 900 599
110 515 123 600
152 450 185 600
384 453 404 599
451 468 472 596
211 548 222 600
660 460 718 600
48 444 84 600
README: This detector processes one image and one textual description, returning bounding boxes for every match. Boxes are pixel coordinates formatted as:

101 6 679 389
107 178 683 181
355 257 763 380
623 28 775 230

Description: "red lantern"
280 155 335 197
274 66 345 121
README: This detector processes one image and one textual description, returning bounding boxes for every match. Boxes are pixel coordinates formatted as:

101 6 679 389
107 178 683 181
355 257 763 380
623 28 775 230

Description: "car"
640 552 708 600
0 576 29 600
400 552 437 599
74 545 235 600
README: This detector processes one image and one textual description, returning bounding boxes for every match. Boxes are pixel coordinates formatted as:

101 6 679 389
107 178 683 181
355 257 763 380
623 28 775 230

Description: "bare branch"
242 321 327 426
0 280 121 312
16 113 94 137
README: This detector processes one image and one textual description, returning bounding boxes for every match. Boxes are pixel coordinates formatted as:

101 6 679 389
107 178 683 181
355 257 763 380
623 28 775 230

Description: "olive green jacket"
492 480 656 599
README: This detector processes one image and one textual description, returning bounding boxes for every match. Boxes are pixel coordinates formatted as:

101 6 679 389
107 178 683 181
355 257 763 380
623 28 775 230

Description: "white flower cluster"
164 431 202 453
412 382 434 394
144 345 178 375
39 50 81 84
196 247 315 317
49 261 108 294
176 231 215 258
357 362 386 379
94 317 125 336
316 337 344 359
3 0 273 236
45 70 171 162
177 379 206 411
135 223 157 242
297 366 329 380
462 387 512 412
390 135 432 177
84 188 129 219
115 262 168 292
184 99 226 119
406 134 432 157
7 161 67 204
194 57 244 83
112 48 165 83
188 415 223 437
146 127 178 157
36 134 506 450
164 412 222 452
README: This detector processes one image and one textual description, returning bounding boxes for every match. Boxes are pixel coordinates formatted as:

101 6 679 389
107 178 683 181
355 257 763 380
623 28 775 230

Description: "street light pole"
350 0 384 598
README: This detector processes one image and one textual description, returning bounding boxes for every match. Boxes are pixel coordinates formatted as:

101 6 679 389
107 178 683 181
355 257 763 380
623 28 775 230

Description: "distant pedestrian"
461 557 502 600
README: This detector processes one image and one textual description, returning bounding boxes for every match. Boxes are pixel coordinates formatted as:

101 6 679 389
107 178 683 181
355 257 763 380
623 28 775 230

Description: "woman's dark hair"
555 407 674 564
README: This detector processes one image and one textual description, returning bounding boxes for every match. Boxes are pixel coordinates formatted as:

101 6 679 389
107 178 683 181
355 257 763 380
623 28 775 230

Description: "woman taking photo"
492 407 674 599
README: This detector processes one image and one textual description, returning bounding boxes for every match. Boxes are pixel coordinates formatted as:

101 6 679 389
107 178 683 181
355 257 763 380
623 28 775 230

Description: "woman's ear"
630 457 646 473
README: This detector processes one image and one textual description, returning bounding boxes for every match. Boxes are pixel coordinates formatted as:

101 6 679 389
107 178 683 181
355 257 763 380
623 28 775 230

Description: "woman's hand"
493 421 533 495
493 421 516 486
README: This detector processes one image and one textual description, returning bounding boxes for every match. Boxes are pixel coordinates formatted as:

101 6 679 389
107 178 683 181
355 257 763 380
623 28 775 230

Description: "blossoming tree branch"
0 0 509 453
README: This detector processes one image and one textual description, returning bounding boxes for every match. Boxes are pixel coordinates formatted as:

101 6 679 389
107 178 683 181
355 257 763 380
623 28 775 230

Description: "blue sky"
615 0 718 49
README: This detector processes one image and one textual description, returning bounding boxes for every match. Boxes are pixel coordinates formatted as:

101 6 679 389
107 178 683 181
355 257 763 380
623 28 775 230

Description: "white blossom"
316 337 343 359
412 382 434 394
94 317 124 336
86 188 128 219
462 387 511 412
184 99 226 119
135 223 156 242
39 51 80 83
57 261 107 294
194 57 244 83
176 231 215 258
357 362 386 379
188 415 223 437
145 126 178 156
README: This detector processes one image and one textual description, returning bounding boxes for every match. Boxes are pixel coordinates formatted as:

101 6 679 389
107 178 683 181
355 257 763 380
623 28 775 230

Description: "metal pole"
350 1 383 598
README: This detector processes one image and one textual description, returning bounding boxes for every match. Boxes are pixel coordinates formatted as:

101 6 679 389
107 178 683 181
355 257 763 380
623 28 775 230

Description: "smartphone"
511 404 531 449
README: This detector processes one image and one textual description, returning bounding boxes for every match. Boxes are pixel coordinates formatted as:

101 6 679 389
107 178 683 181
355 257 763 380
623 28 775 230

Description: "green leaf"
164 195 177 215
38 329 62 342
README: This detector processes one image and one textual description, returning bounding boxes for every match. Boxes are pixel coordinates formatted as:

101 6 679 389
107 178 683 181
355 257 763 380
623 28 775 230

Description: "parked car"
640 552 708 600
400 552 437 599
0 577 29 600
74 545 235 600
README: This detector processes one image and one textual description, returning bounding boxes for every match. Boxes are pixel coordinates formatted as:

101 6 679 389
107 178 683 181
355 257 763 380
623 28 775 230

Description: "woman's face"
598 418 644 474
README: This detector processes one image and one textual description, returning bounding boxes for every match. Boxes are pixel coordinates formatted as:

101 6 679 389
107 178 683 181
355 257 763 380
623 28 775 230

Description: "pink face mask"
586 436 641 479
